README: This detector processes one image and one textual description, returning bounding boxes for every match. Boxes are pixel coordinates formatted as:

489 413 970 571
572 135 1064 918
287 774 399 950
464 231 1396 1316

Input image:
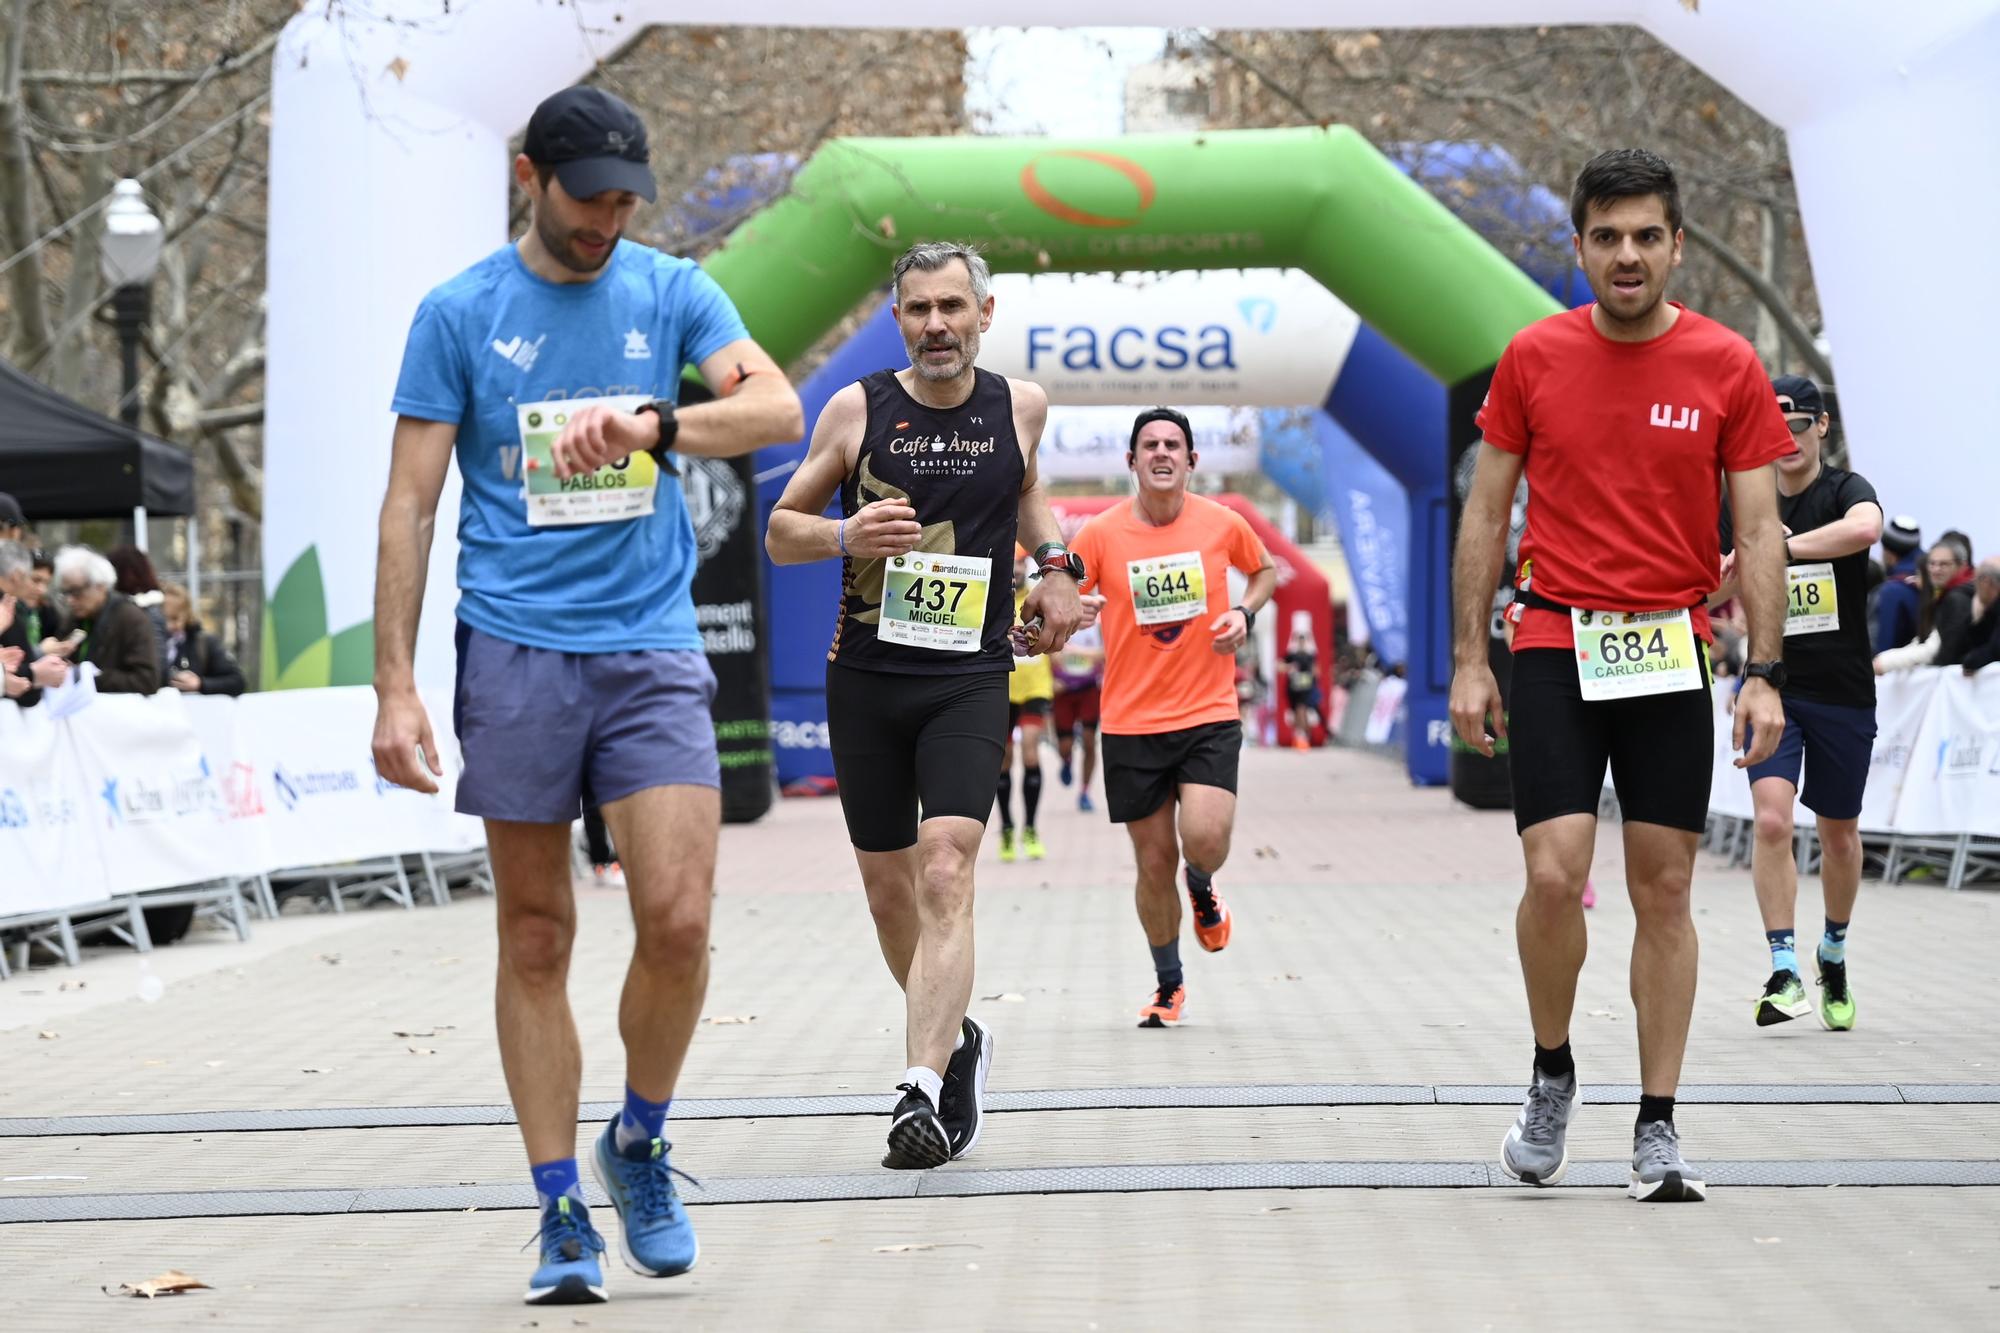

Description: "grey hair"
54 545 116 591
0 539 29 580
892 241 991 305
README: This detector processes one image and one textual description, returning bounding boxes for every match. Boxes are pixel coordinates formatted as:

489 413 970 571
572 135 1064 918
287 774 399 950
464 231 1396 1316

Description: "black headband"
1128 406 1195 455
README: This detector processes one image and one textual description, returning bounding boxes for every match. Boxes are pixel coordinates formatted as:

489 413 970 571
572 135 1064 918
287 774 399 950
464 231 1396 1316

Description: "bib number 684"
1598 627 1670 666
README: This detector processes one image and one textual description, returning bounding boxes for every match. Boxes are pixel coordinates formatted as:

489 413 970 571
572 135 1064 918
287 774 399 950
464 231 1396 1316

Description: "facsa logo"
771 719 832 750
1649 403 1701 432
1025 324 1237 374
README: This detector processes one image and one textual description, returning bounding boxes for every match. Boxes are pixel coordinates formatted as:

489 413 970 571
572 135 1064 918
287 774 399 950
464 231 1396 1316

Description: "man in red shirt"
1072 409 1276 1028
1450 148 1792 1203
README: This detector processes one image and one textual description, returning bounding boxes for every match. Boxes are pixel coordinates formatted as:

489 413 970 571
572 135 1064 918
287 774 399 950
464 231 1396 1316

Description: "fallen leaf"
703 1015 757 1025
1753 1236 1781 1245
105 1269 210 1299
315 953 341 965
37 1031 58 1041
980 993 1026 1003
407 1047 437 1056
875 1243 939 1253
1260 1205 1292 1213
301 1067 334 1074
394 1030 436 1039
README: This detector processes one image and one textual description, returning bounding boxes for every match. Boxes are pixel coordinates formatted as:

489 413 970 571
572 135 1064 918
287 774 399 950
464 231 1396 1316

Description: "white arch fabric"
268 1 2000 688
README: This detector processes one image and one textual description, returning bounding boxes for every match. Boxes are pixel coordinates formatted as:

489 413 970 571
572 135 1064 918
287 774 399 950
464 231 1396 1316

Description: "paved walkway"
4 745 1998 1329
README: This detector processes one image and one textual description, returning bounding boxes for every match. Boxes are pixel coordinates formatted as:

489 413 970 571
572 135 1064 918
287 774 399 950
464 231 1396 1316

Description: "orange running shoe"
1138 982 1187 1028
1188 882 1232 953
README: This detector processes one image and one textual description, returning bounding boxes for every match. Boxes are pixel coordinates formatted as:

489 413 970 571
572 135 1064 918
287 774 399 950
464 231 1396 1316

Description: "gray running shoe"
1499 1069 1581 1186
1629 1119 1706 1202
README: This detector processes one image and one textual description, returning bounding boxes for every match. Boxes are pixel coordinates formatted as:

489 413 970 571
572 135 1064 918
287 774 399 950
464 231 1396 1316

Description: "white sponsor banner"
182 694 276 878
236 686 479 867
983 269 1359 407
66 692 238 894
0 704 107 916
1706 686 1756 821
1892 668 2000 836
1858 670 1941 832
1039 405 1259 480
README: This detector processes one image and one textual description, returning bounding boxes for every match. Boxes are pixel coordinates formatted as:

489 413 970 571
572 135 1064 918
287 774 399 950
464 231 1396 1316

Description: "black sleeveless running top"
827 368 1024 675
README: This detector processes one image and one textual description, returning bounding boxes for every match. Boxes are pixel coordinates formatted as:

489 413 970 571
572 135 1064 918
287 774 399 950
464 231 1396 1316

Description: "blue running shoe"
1078 791 1095 813
591 1117 700 1278
523 1195 607 1305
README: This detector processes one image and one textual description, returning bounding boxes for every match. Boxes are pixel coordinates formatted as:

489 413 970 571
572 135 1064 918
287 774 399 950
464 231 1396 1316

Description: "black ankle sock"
1185 864 1215 903
1533 1040 1574 1081
1150 939 1182 992
996 771 1013 831
1637 1094 1675 1128
1022 768 1042 826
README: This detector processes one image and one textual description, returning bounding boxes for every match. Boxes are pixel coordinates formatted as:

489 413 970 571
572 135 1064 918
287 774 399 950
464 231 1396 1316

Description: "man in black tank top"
767 242 1083 1170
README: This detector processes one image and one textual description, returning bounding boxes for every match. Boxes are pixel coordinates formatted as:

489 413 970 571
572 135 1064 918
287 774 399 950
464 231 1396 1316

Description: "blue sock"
1820 918 1848 964
1766 928 1798 977
531 1157 581 1208
1150 939 1183 992
616 1085 671 1152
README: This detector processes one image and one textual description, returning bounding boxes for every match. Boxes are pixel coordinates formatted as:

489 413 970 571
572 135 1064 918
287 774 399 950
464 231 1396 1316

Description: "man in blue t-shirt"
370 86 801 1308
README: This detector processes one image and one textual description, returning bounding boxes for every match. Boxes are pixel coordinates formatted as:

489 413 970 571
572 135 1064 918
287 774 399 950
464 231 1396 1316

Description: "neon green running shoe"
998 828 1017 863
1755 970 1810 1027
1021 827 1046 861
1816 955 1856 1030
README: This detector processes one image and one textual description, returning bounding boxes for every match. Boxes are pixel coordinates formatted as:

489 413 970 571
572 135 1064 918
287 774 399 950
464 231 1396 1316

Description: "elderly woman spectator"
161 583 246 696
51 546 161 694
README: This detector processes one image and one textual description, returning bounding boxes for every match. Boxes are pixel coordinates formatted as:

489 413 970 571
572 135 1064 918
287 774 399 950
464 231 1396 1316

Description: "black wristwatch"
636 399 680 472
1234 604 1256 633
1036 548 1085 582
1743 660 1788 690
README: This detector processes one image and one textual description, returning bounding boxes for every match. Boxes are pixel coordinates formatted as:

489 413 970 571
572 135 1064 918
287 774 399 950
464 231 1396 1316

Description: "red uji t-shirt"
1475 303 1794 651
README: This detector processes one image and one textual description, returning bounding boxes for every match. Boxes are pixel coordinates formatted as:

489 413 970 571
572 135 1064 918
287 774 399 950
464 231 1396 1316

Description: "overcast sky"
965 27 1168 137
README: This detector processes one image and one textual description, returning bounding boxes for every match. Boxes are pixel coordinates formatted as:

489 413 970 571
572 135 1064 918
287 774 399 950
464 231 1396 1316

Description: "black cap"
1771 373 1825 417
1882 515 1923 556
0 491 25 528
1128 406 1196 455
523 87 656 203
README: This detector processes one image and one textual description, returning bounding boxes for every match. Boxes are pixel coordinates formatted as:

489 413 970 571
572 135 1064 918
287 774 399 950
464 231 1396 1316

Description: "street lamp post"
99 178 163 551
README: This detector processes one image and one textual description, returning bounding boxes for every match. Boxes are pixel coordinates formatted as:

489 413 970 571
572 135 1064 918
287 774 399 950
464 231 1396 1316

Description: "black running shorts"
826 662 1008 852
1008 697 1052 731
1507 648 1714 835
1101 720 1242 824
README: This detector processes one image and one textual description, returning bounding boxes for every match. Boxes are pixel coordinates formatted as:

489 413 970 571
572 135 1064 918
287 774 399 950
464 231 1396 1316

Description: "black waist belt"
1511 589 1705 617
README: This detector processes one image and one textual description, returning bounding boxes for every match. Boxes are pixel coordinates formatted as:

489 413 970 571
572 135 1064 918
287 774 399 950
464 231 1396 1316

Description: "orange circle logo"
1020 151 1157 229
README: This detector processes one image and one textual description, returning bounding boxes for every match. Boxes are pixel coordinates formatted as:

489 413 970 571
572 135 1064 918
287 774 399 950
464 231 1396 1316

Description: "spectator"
1928 540 1973 598
1938 529 1975 569
1283 627 1319 750
2 540 67 704
52 546 161 694
106 544 170 677
1955 559 2000 675
160 583 247 696
1871 515 1924 652
0 491 26 544
25 547 68 646
1877 543 1994 673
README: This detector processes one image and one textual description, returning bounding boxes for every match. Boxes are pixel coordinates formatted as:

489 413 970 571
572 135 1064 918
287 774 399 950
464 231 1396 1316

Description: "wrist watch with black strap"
1234 604 1257 633
1743 660 1788 690
635 398 681 474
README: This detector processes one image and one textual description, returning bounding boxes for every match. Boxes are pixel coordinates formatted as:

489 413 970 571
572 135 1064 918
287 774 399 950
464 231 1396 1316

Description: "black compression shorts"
1507 648 1714 835
826 662 1008 852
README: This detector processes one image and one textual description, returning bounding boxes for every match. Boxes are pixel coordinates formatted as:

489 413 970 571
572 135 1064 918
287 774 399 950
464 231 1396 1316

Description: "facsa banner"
1038 405 1260 480
982 269 1359 408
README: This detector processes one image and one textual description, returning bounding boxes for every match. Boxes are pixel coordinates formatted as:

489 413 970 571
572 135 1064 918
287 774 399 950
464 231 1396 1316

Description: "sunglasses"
1784 415 1818 435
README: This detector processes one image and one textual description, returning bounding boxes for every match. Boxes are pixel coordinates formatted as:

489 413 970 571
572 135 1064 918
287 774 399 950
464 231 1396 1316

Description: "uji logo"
1020 151 1157 229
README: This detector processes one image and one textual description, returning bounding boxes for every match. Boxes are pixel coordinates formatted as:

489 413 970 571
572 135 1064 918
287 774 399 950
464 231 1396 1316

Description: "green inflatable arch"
703 126 1560 387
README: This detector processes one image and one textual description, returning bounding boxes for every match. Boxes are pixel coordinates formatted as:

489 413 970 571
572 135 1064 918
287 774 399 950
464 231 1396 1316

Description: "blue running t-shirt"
391 240 749 653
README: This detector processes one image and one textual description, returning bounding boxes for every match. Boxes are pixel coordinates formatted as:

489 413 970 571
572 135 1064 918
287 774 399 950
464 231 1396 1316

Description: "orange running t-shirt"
1071 494 1269 736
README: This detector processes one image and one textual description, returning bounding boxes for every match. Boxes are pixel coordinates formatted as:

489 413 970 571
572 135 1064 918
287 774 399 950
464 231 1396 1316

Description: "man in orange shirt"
1072 408 1276 1027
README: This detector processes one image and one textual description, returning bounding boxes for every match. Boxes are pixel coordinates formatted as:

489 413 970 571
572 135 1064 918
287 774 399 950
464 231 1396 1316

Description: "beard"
907 329 978 382
536 208 617 275
1590 269 1666 326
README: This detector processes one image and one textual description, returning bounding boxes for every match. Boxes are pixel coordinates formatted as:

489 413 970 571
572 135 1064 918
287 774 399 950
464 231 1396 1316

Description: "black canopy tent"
0 355 194 520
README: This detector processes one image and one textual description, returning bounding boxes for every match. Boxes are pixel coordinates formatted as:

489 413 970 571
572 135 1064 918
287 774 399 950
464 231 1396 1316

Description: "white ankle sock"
905 1066 944 1108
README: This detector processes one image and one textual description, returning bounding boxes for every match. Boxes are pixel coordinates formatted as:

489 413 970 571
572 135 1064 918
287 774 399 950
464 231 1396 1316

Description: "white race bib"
1127 550 1206 626
1571 607 1704 701
517 396 658 528
1785 562 1839 636
879 552 992 653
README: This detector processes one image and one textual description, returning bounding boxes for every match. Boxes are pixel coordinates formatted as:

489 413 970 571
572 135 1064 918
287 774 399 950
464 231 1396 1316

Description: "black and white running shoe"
939 1015 995 1161
881 1083 951 1171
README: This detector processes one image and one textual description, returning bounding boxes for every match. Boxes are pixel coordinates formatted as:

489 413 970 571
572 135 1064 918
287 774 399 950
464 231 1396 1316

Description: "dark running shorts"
452 621 719 823
827 662 1008 852
1101 720 1242 824
1053 685 1102 733
1743 694 1876 820
1507 647 1713 835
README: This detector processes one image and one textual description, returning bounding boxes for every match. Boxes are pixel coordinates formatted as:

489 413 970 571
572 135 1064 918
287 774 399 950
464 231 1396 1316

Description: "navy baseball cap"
523 87 656 203
0 492 25 528
1770 373 1825 416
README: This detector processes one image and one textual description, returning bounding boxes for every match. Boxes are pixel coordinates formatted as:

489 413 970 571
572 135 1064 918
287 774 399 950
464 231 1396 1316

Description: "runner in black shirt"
1713 375 1882 1032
